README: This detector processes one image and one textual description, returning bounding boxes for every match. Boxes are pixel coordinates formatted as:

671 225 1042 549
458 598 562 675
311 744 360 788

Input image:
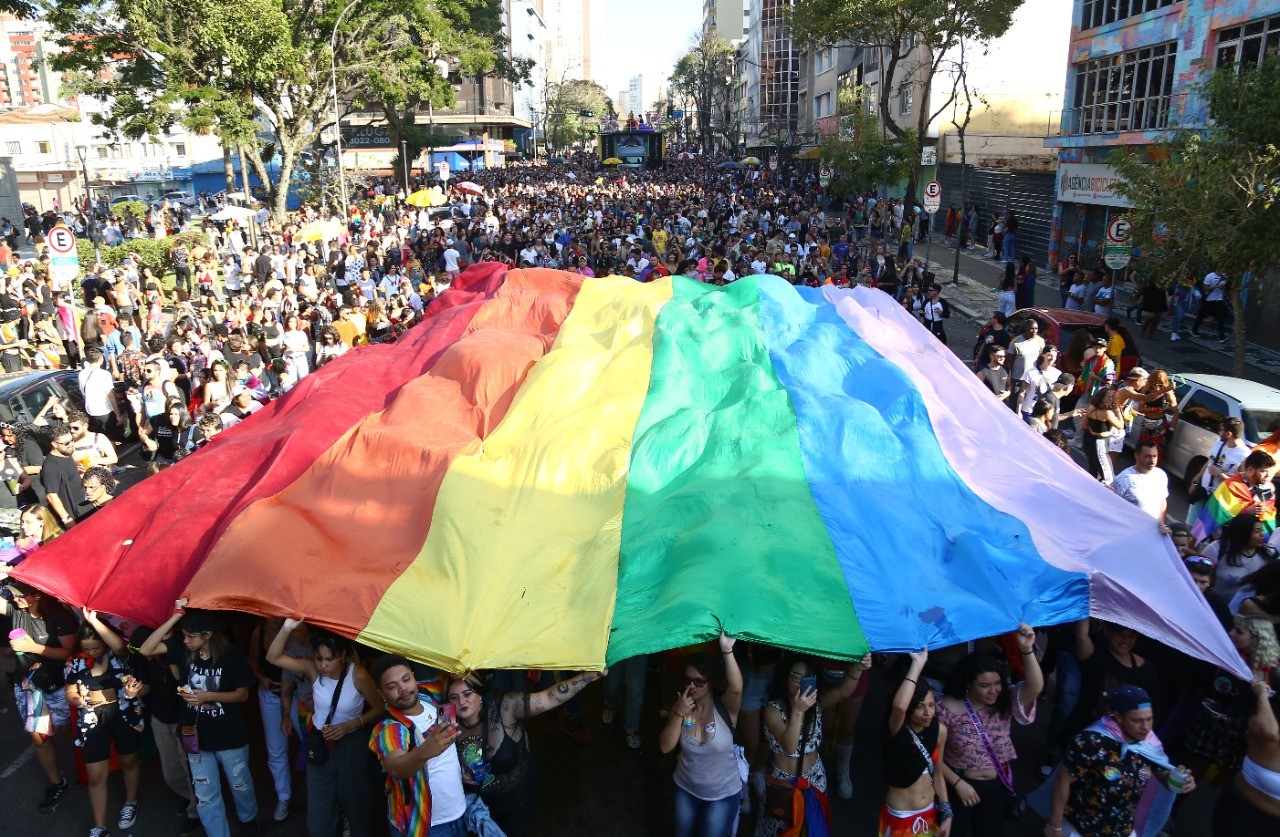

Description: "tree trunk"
222 144 235 193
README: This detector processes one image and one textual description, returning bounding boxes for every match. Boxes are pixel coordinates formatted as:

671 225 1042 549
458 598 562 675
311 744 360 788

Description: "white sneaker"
836 763 853 799
1170 332 1180 341
273 799 290 822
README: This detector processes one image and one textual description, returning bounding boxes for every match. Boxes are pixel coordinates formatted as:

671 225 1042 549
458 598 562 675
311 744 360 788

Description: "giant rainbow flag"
13 268 1248 677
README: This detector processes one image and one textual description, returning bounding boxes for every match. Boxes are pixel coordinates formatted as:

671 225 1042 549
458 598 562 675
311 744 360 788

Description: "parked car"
1007 307 1142 379
0 369 86 426
160 191 197 208
109 194 143 207
1126 373 1280 490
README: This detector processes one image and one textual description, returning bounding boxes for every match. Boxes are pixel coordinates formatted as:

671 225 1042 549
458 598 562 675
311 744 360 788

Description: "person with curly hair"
77 465 118 521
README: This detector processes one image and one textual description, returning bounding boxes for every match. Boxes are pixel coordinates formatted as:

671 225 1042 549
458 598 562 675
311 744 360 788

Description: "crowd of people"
0 151 1275 837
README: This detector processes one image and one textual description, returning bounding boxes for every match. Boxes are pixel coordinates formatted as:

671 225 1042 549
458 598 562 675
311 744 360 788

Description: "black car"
0 369 86 425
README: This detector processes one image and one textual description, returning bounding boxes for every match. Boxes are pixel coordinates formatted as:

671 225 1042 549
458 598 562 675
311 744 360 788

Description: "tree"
46 0 512 218
1111 59 1280 375
790 0 1022 199
669 30 736 154
545 79 610 154
818 86 916 196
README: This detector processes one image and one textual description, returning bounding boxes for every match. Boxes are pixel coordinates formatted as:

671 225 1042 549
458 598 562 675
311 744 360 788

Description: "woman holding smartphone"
756 653 872 837
265 617 383 837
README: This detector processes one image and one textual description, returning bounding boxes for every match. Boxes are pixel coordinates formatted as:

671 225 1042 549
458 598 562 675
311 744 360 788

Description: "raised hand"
718 631 736 654
1016 623 1036 656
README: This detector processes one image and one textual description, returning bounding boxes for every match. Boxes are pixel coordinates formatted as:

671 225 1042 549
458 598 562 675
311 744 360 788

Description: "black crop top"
883 717 940 789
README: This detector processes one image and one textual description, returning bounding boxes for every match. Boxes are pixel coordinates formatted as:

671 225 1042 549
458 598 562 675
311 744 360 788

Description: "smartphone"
439 703 457 726
800 675 818 694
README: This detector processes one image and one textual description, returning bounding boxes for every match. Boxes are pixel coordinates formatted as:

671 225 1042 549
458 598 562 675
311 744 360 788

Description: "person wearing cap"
137 603 260 837
1046 684 1194 837
0 578 76 812
218 384 262 430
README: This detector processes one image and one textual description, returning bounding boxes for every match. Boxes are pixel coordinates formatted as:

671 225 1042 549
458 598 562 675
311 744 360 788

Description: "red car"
1008 308 1142 378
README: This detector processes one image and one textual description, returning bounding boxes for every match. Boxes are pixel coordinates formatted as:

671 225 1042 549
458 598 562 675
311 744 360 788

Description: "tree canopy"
1111 59 1280 374
668 30 736 154
545 79 610 153
818 87 917 196
46 0 516 216
790 0 1022 198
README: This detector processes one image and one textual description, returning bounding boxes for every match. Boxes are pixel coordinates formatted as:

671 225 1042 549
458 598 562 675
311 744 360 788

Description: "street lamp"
329 0 361 220
74 144 101 264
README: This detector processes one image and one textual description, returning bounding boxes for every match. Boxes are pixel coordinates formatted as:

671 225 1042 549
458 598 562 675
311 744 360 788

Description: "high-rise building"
616 89 630 115
541 0 599 83
703 0 749 42
628 75 644 116
0 14 63 109
741 0 799 148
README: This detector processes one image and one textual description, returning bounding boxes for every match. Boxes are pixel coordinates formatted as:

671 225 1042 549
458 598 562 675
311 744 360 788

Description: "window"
171 142 186 157
4 141 19 153
35 140 50 154
904 32 916 51
1179 391 1229 432
865 81 877 114
814 92 833 119
1081 0 1175 31
1216 15 1280 68
95 146 109 159
899 82 913 115
1070 40 1178 134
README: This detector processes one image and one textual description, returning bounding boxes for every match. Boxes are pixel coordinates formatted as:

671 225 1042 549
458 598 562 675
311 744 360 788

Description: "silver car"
1148 374 1280 489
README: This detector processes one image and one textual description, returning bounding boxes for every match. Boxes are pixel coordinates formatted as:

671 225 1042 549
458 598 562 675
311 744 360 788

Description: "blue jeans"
674 785 740 837
258 688 292 803
189 745 258 837
390 817 466 837
606 655 648 733
1003 231 1017 262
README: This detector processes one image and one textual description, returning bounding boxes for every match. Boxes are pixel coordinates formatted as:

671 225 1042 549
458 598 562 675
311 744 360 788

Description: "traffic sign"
1104 216 1133 270
768 154 779 171
437 161 451 182
819 165 832 187
47 226 75 254
923 180 942 214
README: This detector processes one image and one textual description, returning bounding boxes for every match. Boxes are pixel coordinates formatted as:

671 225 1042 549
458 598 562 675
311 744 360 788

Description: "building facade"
541 0 599 83
741 0 800 149
703 0 749 42
1045 0 1280 270
0 15 63 110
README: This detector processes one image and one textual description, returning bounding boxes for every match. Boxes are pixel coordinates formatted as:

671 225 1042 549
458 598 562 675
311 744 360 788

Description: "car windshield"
1242 407 1280 443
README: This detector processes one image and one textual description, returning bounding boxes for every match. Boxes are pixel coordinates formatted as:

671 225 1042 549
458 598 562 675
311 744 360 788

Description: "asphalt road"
0 308 1211 837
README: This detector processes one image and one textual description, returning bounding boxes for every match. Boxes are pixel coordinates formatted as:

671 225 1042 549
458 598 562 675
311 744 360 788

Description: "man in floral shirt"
1046 685 1195 837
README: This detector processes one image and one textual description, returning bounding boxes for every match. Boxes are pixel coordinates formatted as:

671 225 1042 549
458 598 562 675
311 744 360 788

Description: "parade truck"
599 128 664 170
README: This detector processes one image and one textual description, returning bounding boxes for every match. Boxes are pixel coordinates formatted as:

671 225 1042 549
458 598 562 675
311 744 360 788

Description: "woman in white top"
1017 346 1060 420
281 313 312 379
1207 513 1278 605
267 618 382 837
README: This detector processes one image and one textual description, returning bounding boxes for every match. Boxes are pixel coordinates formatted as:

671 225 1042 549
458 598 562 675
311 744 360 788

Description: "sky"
593 0 702 105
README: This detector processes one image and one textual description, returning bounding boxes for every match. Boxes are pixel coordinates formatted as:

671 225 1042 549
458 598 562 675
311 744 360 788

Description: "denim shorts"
740 670 773 712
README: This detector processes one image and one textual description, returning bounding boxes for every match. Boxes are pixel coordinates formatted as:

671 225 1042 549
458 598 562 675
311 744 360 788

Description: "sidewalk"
919 239 1280 390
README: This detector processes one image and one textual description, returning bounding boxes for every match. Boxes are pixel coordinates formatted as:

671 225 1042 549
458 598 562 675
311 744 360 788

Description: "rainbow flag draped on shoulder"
1191 474 1277 542
12 268 1250 680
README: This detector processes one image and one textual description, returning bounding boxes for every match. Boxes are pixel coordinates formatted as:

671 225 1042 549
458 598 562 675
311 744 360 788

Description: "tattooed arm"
503 670 608 723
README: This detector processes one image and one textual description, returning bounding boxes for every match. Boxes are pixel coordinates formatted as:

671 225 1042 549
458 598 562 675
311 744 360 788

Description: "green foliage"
819 100 918 196
668 30 737 152
110 201 148 222
77 231 211 276
547 80 610 151
46 0 514 218
1111 59 1280 374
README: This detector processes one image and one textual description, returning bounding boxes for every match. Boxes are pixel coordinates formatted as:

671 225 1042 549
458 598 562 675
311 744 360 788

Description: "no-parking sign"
47 225 80 286
923 180 942 214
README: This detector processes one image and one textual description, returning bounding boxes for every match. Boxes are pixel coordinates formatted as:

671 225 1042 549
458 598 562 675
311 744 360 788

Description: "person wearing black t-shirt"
0 579 76 811
129 625 199 831
138 605 259 837
40 422 84 528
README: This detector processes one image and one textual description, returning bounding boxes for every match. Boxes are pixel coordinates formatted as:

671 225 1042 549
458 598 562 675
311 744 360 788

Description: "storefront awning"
796 146 822 160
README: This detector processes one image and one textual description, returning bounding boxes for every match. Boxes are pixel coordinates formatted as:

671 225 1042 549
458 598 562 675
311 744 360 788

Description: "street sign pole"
922 180 942 273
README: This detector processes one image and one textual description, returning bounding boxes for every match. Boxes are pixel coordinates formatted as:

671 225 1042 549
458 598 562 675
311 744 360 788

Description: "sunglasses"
683 676 708 688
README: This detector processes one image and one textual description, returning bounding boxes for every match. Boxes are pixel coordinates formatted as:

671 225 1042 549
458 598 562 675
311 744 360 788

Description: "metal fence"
935 165 1057 268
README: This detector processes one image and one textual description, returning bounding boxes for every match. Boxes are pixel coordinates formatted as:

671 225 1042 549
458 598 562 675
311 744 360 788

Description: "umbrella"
209 206 257 221
676 151 696 161
407 188 447 208
456 181 484 196
740 156 762 166
715 161 746 170
602 157 623 166
294 220 344 243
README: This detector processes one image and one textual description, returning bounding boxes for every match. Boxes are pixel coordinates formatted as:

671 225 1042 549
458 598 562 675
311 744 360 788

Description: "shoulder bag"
963 697 1025 820
306 663 347 765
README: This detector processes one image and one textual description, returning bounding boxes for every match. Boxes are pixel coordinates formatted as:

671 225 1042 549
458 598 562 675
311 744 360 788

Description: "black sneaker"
39 778 68 812
89 828 110 837
118 801 138 830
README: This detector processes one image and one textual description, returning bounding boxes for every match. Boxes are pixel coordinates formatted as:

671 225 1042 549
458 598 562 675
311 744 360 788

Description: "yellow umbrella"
740 156 762 166
406 189 435 207
602 157 623 165
294 220 344 243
